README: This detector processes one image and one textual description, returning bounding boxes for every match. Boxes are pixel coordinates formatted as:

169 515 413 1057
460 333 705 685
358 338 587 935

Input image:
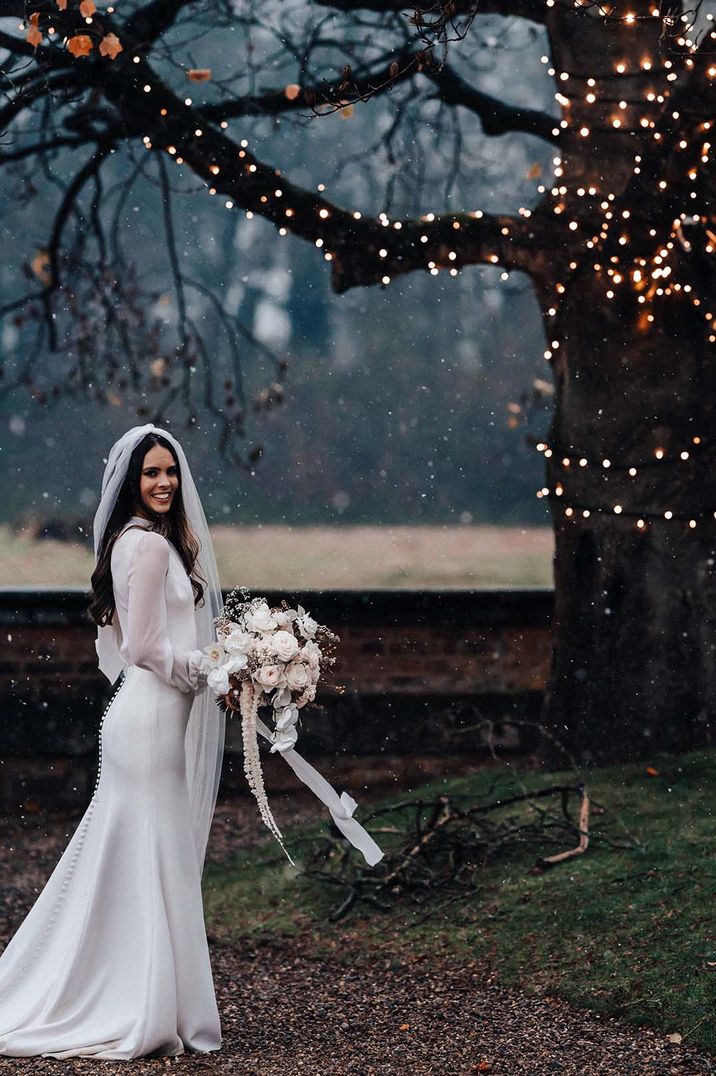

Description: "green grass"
203 749 716 1053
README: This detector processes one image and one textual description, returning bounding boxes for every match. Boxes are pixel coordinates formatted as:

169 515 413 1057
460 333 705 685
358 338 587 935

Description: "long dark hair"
88 433 205 627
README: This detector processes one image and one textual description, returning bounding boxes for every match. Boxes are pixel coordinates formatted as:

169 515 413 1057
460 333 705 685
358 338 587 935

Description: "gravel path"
0 799 713 1076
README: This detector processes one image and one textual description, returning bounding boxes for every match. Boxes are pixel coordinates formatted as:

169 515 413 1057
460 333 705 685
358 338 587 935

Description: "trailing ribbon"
254 713 384 867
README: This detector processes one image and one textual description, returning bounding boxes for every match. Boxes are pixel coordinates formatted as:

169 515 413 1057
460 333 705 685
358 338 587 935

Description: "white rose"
309 663 320 685
225 629 255 656
253 664 286 692
245 602 277 634
285 661 310 691
207 666 230 695
270 630 300 662
274 610 292 630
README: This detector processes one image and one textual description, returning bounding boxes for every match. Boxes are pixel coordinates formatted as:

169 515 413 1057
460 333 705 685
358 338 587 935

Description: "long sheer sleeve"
126 530 203 694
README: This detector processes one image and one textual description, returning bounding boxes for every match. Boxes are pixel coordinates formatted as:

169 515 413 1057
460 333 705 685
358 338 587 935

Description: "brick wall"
0 588 553 810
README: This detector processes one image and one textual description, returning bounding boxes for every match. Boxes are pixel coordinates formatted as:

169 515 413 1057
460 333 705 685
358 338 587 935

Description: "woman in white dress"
0 424 225 1059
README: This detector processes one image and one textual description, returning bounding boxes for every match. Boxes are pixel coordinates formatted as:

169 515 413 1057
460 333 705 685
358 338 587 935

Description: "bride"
0 425 225 1059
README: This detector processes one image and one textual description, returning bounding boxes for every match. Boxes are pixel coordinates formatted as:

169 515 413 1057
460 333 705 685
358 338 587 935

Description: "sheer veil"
92 424 224 873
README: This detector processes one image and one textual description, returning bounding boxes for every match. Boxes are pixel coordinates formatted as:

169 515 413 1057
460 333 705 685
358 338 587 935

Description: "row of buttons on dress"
11 673 126 984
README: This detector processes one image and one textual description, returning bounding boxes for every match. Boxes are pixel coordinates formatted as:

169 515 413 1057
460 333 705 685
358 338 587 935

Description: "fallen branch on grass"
302 781 620 919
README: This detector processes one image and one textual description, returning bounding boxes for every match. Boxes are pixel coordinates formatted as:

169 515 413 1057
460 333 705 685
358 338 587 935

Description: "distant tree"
0 0 714 760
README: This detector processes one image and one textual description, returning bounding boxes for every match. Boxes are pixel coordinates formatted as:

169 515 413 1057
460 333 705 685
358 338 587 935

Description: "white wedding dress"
0 516 220 1059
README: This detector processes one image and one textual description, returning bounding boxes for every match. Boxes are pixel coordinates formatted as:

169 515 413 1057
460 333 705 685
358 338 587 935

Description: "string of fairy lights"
532 435 715 528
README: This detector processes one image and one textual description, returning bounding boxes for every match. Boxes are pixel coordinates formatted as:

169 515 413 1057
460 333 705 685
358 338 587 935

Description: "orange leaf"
399 1023 410 1031
67 34 93 57
284 83 301 101
79 0 96 14
30 250 52 285
526 162 542 180
99 32 122 58
26 12 42 48
645 766 659 777
56 0 68 8
187 68 211 82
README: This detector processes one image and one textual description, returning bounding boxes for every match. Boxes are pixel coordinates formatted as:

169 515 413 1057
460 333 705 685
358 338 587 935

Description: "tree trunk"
542 261 716 765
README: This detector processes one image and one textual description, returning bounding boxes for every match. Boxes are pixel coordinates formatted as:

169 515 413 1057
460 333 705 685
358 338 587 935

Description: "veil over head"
92 423 224 873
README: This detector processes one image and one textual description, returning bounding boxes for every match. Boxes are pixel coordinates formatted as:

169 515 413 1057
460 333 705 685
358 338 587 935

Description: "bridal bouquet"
194 589 338 852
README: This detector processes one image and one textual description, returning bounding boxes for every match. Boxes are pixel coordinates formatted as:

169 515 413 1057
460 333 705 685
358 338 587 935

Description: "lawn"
203 748 716 1054
0 523 553 588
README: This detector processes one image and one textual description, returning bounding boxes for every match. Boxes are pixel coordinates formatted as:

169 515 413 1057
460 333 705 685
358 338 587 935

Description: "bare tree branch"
426 62 558 143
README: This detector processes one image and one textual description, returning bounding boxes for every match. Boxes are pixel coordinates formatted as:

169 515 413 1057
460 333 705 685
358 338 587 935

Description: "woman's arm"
126 529 203 693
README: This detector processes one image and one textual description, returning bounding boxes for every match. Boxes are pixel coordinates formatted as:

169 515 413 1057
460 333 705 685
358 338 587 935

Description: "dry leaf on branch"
187 68 211 82
99 33 122 58
284 84 301 101
26 13 42 49
56 0 68 8
527 162 543 180
67 34 93 57
30 250 52 285
79 0 96 15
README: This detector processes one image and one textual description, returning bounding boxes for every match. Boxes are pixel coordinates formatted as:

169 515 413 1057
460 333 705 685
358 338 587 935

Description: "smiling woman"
137 445 180 516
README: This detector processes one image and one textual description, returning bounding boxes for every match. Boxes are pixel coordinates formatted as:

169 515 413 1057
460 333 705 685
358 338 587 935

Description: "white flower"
275 704 299 731
203 641 228 669
224 654 248 676
296 683 317 708
245 602 278 634
254 638 273 662
270 630 299 662
272 686 292 710
302 639 322 668
225 629 255 656
295 605 318 639
207 666 230 695
254 664 286 692
309 663 320 685
273 610 292 630
270 725 298 754
285 661 310 691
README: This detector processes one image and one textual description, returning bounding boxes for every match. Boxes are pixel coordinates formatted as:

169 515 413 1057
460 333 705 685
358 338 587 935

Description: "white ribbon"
255 716 384 867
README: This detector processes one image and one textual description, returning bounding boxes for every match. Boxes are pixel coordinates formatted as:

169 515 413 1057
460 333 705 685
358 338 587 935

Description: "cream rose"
270 630 300 662
284 661 310 691
253 664 286 692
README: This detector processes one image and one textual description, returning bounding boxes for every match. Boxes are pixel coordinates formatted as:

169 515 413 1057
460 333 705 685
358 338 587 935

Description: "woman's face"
136 444 179 518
